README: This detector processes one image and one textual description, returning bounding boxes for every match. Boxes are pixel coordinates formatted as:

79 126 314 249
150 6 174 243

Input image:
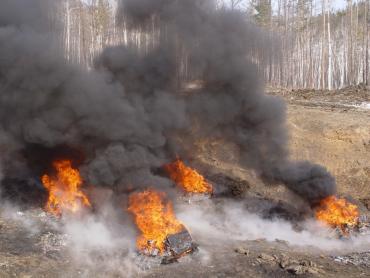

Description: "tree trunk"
327 0 332 90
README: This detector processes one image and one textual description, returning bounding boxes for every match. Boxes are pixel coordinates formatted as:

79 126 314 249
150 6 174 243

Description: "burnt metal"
161 229 197 264
165 229 193 256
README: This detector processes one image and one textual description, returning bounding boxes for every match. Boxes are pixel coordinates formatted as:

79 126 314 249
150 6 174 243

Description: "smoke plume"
0 0 335 205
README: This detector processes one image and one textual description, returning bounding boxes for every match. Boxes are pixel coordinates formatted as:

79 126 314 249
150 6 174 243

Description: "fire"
164 159 213 194
41 159 91 216
315 196 359 230
128 189 184 254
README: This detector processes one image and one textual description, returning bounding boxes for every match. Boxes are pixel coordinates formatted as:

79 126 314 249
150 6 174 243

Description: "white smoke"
1 194 370 277
176 199 370 252
62 213 140 277
0 199 142 277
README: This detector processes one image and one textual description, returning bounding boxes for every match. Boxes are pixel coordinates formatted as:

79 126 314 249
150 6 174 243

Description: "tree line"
60 0 369 89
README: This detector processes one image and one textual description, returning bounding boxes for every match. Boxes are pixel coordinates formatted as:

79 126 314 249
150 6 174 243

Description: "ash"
38 232 68 256
333 252 370 267
133 254 162 271
3 208 68 253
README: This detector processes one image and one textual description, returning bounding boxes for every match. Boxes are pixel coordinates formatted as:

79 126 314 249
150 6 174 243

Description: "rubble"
254 252 322 276
258 253 275 262
285 264 305 275
234 247 249 256
268 85 370 108
333 252 370 267
279 258 321 275
38 232 68 257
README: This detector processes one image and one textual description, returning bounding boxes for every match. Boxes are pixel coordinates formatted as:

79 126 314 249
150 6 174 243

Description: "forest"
59 0 369 89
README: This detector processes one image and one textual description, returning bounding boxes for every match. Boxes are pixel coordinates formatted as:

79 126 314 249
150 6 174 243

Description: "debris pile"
333 252 370 267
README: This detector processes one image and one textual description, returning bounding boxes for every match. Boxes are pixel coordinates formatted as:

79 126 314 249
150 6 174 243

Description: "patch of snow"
359 102 370 110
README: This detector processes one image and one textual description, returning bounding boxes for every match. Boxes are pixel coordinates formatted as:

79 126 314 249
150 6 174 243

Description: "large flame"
128 189 184 254
315 196 359 230
164 159 213 194
41 159 91 216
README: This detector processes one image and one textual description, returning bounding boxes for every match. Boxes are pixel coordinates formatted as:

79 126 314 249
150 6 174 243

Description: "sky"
331 0 347 10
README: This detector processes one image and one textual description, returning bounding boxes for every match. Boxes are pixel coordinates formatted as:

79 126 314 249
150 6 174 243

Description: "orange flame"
41 159 91 216
128 189 184 254
315 196 359 230
164 159 213 194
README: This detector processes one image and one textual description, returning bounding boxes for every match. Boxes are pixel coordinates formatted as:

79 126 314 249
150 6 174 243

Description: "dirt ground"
279 87 370 201
0 88 370 277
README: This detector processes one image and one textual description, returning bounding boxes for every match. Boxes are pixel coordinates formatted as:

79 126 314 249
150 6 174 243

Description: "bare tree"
58 0 369 90
327 0 332 90
230 0 245 9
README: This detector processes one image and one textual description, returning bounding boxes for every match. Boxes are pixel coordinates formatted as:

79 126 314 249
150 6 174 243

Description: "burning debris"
162 229 197 264
164 159 213 195
2 1 370 275
128 189 195 260
315 196 360 236
41 160 91 217
0 0 338 229
164 229 194 257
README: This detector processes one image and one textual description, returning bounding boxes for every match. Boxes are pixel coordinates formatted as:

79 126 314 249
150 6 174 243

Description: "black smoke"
0 0 335 205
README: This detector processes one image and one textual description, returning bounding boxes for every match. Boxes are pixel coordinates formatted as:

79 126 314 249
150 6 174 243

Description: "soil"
279 86 370 201
0 88 369 277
